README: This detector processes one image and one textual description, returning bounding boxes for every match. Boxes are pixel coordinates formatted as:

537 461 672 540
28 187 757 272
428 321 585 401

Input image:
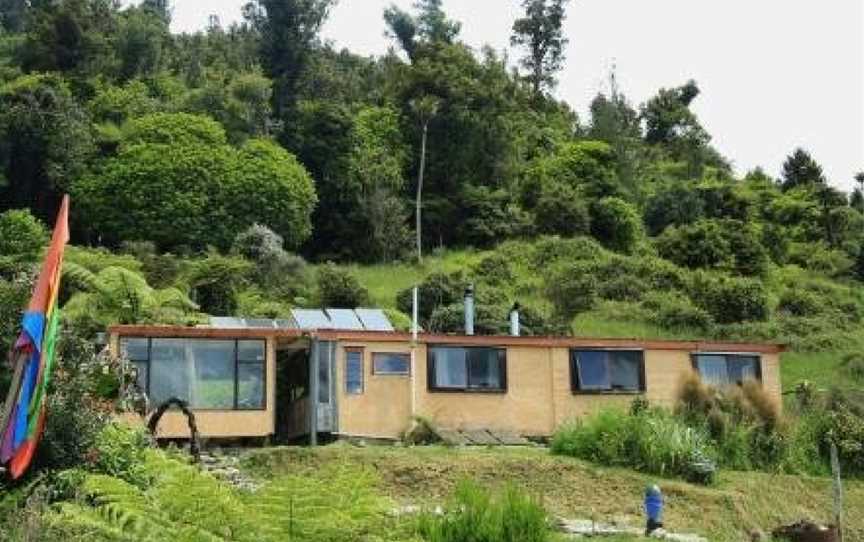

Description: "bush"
90 423 152 489
841 353 864 382
778 288 823 317
0 208 48 265
642 291 714 331
533 181 590 237
687 272 769 324
544 262 598 317
552 407 717 484
656 219 768 276
531 235 606 269
232 224 309 295
317 263 370 308
418 481 550 542
397 272 465 324
472 253 515 288
589 197 643 254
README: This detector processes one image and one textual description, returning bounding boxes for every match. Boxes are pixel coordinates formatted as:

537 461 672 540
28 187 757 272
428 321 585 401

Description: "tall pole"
831 442 844 541
416 121 428 264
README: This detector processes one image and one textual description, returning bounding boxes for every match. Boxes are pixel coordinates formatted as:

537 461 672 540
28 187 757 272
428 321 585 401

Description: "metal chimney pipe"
464 284 475 336
509 302 521 337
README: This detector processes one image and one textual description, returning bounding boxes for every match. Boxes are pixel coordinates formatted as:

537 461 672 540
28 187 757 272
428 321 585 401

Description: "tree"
411 95 439 262
590 197 642 254
115 6 171 81
0 208 48 268
511 0 570 95
141 0 171 24
0 74 94 222
247 0 336 120
780 148 826 191
384 0 460 61
73 113 316 251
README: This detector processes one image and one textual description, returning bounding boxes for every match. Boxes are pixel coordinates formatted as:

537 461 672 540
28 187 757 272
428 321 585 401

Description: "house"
107 307 784 442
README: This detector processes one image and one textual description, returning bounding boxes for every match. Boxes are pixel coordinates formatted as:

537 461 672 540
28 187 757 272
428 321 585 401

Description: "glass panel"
121 338 149 361
728 355 760 384
346 350 363 394
190 340 235 409
238 340 265 362
319 342 333 402
609 351 642 391
467 348 504 390
132 360 148 393
373 353 410 375
696 355 729 386
576 351 610 390
432 347 467 389
150 339 191 406
238 363 265 409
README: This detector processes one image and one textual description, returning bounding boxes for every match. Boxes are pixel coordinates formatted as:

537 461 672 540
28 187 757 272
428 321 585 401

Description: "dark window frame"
427 346 508 394
372 352 411 376
345 347 365 395
119 337 268 412
690 353 763 386
570 349 646 395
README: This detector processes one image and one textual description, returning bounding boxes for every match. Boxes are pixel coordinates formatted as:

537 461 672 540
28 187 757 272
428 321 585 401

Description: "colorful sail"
0 195 69 480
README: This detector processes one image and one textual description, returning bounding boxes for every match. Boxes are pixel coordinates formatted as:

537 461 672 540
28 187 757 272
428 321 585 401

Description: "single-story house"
107 307 784 442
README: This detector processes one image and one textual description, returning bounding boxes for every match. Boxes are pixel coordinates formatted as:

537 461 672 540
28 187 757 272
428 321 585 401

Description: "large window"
345 349 364 395
373 353 410 375
693 354 761 387
428 346 506 392
571 350 644 393
120 337 266 410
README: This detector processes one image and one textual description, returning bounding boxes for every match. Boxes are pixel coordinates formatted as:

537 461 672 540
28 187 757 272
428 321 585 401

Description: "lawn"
241 444 863 542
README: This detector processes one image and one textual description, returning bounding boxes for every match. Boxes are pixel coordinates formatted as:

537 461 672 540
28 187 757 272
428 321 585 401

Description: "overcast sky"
160 0 863 190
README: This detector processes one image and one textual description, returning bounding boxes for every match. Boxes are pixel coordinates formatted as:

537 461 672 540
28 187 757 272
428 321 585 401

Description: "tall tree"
511 0 570 95
246 0 336 120
384 0 459 61
411 95 439 263
141 0 171 24
780 148 826 191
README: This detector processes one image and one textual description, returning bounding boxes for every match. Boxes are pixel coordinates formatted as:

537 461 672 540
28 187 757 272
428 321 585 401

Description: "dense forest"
0 0 863 347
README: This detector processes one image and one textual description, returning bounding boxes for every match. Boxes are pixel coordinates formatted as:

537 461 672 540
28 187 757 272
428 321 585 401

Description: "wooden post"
830 442 844 541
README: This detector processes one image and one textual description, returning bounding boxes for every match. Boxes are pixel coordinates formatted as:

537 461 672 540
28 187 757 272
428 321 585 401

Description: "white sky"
160 0 863 190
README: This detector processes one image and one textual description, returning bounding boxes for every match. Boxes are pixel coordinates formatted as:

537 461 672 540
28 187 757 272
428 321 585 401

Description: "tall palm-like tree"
410 95 440 263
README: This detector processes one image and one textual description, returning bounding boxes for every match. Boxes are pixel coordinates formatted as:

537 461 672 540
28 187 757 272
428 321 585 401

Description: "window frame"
372 352 411 376
119 337 268 412
427 345 508 394
570 349 646 395
690 352 763 387
345 347 365 395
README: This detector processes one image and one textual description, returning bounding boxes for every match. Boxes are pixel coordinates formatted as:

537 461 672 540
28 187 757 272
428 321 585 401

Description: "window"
693 354 761 387
571 350 644 393
345 349 364 394
119 337 267 410
373 353 410 375
428 346 506 392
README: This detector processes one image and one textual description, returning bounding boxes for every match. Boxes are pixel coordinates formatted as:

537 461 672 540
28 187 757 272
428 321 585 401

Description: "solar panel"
210 317 247 329
275 318 298 329
291 309 333 329
355 308 395 332
325 308 365 330
245 318 279 329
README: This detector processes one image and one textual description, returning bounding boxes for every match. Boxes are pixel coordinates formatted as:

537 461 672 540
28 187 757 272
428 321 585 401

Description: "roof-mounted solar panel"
210 317 247 329
244 318 279 329
291 309 333 329
325 308 365 330
355 308 395 332
275 318 297 329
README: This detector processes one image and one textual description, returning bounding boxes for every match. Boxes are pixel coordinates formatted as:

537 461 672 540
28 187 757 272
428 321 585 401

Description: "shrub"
418 480 550 542
531 235 606 269
232 224 310 295
472 253 515 287
778 288 823 317
841 353 864 382
589 197 643 254
687 272 769 324
533 181 590 237
317 263 370 308
642 291 714 331
0 208 48 265
545 262 598 317
656 219 768 276
89 423 152 489
186 253 252 316
428 303 508 335
396 272 465 324
552 407 717 484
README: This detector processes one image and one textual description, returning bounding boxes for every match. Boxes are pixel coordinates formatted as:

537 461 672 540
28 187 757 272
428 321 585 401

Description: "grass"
242 444 864 542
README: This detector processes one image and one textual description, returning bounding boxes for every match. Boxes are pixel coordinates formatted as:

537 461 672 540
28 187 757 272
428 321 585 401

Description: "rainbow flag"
0 196 69 480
